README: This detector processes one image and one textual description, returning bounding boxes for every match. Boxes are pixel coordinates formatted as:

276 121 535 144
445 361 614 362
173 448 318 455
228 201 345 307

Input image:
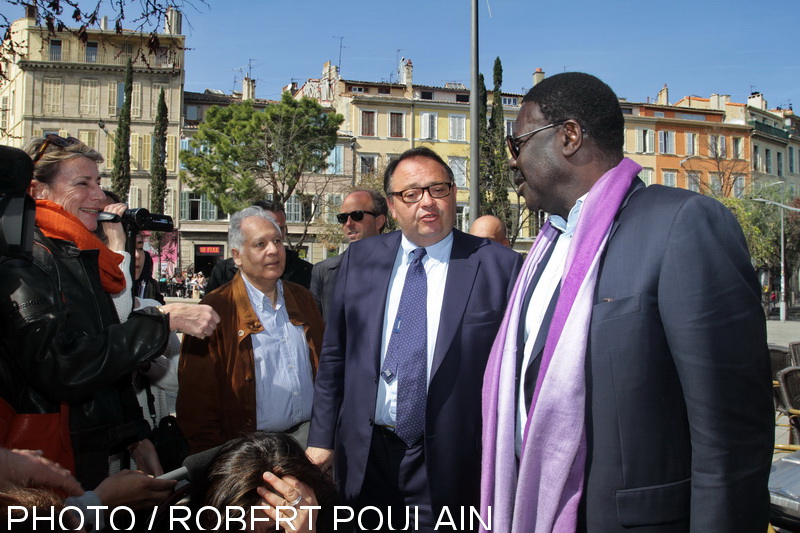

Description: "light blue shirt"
516 194 586 456
241 274 314 432
375 232 453 427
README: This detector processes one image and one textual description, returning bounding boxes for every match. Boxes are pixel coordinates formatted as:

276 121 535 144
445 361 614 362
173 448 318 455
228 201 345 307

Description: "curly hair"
22 136 104 185
195 432 338 531
522 72 624 158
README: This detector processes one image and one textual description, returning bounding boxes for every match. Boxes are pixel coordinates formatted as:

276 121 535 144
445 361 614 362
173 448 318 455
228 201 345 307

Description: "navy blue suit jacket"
309 228 522 512
578 181 772 531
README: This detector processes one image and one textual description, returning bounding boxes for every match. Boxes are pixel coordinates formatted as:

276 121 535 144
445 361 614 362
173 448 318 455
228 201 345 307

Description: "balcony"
26 48 182 69
750 120 790 141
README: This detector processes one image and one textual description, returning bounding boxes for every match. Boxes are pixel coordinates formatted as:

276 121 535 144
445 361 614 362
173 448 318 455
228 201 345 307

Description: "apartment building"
0 6 185 223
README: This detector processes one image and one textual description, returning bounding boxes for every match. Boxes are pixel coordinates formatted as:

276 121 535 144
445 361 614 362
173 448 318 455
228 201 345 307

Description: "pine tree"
111 58 133 202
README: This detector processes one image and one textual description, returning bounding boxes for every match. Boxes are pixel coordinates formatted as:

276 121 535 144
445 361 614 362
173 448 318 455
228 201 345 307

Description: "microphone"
157 444 224 482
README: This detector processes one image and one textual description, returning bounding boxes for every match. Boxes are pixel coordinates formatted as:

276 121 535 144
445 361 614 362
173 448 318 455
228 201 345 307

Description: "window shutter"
130 133 140 170
636 129 643 153
131 82 141 118
647 130 654 154
106 132 115 170
719 136 727 158
165 135 177 172
129 185 141 208
200 194 216 220
143 134 152 171
431 113 438 139
421 113 430 139
165 188 177 219
108 82 117 116
180 191 189 220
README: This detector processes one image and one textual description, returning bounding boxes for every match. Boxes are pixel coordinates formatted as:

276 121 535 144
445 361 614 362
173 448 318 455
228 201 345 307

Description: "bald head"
469 215 510 247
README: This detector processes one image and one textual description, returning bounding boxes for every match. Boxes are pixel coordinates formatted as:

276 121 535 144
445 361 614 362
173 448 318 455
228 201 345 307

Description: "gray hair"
228 206 282 252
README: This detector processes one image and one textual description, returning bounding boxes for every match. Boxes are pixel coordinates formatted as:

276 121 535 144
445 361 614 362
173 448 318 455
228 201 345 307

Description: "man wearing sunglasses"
308 147 522 531
481 72 771 533
310 189 387 318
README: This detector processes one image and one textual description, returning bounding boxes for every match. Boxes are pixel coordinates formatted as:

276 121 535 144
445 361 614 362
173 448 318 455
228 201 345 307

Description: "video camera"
0 145 36 258
98 208 174 232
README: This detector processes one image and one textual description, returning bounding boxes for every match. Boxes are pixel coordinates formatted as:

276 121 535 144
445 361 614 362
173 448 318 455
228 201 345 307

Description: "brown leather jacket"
176 271 323 454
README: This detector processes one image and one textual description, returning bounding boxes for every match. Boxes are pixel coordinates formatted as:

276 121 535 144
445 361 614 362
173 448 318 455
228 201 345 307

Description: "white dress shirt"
374 232 453 426
241 274 314 432
516 195 587 456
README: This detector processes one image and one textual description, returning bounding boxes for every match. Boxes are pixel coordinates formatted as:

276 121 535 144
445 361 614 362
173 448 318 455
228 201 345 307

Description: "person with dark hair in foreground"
196 432 337 532
481 72 772 532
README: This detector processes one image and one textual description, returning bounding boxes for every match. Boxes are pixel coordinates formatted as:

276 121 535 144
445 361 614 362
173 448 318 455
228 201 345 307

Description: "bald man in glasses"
310 189 387 319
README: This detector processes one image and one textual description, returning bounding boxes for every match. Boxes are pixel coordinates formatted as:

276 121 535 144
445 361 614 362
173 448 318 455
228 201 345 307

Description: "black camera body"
0 145 36 257
121 208 174 232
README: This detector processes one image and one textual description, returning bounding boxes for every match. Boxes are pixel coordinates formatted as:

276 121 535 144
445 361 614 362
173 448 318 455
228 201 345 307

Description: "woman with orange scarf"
0 135 219 490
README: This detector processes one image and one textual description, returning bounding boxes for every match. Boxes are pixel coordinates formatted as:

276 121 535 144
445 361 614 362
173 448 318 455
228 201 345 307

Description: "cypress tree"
111 58 133 202
150 88 168 214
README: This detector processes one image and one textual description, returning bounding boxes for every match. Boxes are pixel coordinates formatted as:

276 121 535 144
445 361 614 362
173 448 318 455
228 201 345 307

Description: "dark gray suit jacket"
576 180 772 532
309 229 523 514
309 253 343 319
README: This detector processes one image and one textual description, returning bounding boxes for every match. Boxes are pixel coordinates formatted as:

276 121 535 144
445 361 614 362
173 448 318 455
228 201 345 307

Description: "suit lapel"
363 232 401 373
608 178 645 242
430 230 478 380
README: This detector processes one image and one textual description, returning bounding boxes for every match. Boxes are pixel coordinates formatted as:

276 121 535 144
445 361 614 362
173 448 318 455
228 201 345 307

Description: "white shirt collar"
548 192 588 238
241 273 284 313
399 230 454 264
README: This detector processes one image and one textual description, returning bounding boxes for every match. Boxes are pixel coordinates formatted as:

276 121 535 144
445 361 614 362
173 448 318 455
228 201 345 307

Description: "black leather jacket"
0 230 170 459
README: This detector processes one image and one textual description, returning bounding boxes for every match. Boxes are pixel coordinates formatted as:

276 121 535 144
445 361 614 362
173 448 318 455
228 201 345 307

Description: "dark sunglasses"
336 210 379 224
32 133 81 164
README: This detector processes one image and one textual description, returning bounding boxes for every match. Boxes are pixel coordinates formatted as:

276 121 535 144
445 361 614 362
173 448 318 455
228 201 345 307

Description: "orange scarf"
35 199 126 294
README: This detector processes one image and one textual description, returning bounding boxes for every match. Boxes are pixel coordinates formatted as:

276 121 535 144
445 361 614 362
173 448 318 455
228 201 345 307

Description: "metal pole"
781 205 786 321
468 0 479 225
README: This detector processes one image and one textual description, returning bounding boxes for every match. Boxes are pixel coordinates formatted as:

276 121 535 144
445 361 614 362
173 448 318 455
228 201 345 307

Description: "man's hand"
93 470 177 511
160 303 221 339
0 448 83 495
305 447 334 477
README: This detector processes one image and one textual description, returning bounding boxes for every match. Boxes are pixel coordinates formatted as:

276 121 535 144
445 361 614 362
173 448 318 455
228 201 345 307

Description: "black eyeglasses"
32 133 81 164
388 182 454 204
505 121 565 159
336 210 379 224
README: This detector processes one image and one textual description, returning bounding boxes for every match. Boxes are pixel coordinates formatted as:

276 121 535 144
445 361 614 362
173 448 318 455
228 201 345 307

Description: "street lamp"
752 197 800 322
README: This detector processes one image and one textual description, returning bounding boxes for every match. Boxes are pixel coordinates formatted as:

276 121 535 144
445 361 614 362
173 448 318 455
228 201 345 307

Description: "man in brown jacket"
177 206 324 453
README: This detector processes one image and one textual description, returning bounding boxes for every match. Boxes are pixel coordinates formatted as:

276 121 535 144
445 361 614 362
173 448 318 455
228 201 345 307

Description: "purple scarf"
481 158 641 533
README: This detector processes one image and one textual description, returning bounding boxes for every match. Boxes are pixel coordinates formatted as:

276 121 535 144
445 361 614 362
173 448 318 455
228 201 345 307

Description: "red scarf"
35 199 126 294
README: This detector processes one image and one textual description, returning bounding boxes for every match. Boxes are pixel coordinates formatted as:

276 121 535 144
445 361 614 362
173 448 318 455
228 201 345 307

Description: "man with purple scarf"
481 72 773 532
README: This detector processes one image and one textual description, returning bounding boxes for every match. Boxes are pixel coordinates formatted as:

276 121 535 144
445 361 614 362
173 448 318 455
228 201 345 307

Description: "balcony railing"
750 120 790 140
30 49 183 69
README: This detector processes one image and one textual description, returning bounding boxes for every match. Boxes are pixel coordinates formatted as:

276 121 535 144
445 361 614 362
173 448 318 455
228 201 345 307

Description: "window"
43 78 62 115
709 135 726 158
640 168 653 186
131 82 142 118
501 96 519 106
389 112 404 138
732 137 743 159
420 112 437 140
325 194 343 224
709 175 722 195
449 114 466 142
686 132 697 156
326 145 343 175
360 154 377 176
778 152 784 177
505 119 515 137
658 131 675 154
49 40 62 61
653 111 665 118
285 194 316 223
677 113 706 121
85 42 98 63
455 94 469 103
378 87 390 95
456 205 469 232
449 156 467 187
130 134 141 170
0 96 7 130
734 175 746 198
636 128 655 153
766 149 773 174
687 172 700 193
79 79 99 115
350 86 365 93
420 91 433 100
360 110 376 137
186 105 199 121
791 147 796 174
77 130 96 151
180 191 218 221
662 170 676 187
753 145 760 171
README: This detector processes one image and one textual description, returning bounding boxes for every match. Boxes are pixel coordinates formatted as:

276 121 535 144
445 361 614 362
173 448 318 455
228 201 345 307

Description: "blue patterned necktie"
381 247 428 446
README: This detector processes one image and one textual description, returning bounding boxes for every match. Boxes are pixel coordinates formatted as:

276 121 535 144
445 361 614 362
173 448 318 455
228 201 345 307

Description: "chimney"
748 92 767 111
164 7 182 34
24 4 37 19
100 16 109 30
533 67 545 86
399 57 413 87
656 84 669 106
242 76 256 101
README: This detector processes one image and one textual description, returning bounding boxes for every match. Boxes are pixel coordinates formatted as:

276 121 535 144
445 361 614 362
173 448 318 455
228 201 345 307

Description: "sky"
119 0 799 108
